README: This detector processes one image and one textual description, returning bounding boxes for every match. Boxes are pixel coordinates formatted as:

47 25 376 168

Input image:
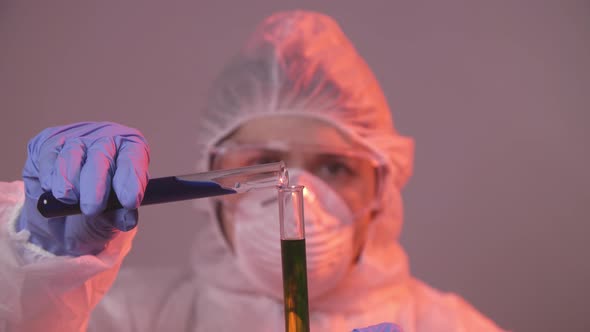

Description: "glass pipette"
37 161 288 219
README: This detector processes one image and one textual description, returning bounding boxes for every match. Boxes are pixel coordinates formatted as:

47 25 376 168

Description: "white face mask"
232 170 355 301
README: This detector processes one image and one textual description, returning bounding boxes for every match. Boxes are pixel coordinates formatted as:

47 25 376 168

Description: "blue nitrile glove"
16 122 150 256
352 322 403 332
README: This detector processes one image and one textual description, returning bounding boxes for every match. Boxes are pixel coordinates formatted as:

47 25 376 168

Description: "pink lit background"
1 1 589 331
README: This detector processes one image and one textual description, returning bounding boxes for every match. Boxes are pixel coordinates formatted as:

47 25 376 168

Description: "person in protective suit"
0 10 505 332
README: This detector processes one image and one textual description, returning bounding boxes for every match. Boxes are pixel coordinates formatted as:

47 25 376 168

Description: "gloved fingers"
79 137 117 216
112 135 150 209
90 205 139 234
106 208 138 232
63 208 138 256
51 138 86 204
37 138 66 192
82 208 136 239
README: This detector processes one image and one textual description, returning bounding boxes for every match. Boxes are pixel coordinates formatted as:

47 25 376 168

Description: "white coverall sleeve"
0 181 136 332
88 268 196 332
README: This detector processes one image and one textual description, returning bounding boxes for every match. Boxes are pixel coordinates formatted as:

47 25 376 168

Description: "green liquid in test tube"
279 185 310 332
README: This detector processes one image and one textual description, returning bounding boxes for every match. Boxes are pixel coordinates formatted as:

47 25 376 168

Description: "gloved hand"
352 322 403 332
16 122 150 256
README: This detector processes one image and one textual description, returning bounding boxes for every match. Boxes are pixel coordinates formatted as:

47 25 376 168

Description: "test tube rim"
277 184 305 192
278 184 305 240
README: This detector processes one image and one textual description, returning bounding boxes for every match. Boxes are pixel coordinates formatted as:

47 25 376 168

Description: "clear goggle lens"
210 142 386 218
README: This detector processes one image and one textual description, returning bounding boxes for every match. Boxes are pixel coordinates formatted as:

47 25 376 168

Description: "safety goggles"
209 141 387 217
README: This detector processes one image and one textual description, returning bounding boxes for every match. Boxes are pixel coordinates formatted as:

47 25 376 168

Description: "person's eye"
317 160 356 179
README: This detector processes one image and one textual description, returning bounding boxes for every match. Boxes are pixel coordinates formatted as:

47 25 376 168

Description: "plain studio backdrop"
1 1 589 331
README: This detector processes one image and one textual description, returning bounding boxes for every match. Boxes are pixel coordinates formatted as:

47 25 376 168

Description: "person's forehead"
224 115 361 150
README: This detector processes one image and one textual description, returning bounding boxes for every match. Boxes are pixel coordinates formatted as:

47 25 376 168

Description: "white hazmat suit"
0 10 505 332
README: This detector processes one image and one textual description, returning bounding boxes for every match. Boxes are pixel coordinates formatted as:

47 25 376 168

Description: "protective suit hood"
190 10 415 314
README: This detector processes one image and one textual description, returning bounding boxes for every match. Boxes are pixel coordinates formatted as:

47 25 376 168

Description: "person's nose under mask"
231 169 356 301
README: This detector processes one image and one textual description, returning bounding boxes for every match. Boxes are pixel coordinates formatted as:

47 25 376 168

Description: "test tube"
37 161 288 219
278 185 310 332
